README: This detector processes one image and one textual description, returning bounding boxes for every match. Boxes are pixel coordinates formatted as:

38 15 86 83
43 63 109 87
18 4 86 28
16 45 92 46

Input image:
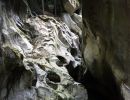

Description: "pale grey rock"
24 15 87 100
63 0 80 14
122 84 130 100
72 13 82 29
62 13 82 37
0 1 87 99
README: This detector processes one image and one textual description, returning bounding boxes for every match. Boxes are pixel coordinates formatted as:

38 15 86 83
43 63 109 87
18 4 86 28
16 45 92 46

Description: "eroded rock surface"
63 0 80 15
0 0 87 100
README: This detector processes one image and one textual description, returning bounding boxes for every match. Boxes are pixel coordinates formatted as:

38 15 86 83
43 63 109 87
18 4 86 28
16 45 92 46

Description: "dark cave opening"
65 59 124 100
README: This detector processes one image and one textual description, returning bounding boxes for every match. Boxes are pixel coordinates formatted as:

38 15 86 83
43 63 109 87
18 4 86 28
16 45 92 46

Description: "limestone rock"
63 0 80 14
62 13 82 37
0 0 87 99
72 13 82 29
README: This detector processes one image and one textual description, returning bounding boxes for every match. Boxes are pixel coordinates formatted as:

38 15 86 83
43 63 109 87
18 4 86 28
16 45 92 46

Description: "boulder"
63 0 80 14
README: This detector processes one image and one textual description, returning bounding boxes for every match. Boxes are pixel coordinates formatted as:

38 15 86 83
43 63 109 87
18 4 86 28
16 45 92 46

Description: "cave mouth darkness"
0 0 129 100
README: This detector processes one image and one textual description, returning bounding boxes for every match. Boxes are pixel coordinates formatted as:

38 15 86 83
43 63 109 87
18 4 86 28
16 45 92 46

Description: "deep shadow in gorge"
65 59 124 100
82 0 130 100
80 61 124 100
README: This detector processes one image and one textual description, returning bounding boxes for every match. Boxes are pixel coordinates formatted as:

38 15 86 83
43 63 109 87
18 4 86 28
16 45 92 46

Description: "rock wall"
2 0 130 99
82 0 130 100
0 0 87 100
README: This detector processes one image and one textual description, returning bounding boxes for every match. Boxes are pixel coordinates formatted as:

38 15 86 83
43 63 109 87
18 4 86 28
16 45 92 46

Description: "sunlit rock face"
82 0 130 100
0 0 87 100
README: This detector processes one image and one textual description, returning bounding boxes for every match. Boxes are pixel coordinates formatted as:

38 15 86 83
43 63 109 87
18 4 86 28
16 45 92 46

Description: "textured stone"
72 13 82 29
62 13 82 37
0 0 87 99
63 0 80 14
